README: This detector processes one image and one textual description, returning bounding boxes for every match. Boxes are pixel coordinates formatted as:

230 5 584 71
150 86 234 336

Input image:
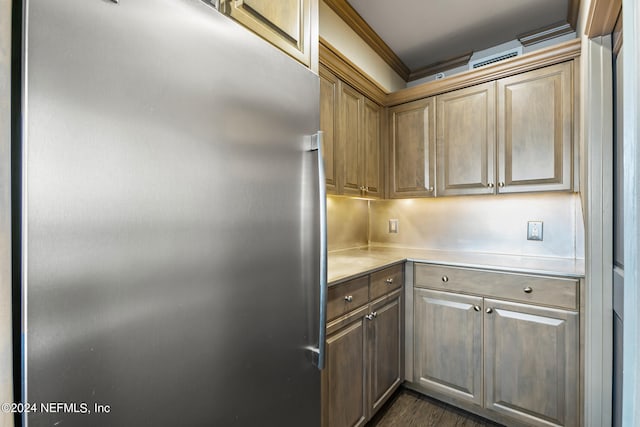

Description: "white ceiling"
348 0 570 71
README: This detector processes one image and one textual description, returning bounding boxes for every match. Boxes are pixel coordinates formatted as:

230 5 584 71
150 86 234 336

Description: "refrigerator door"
22 0 321 426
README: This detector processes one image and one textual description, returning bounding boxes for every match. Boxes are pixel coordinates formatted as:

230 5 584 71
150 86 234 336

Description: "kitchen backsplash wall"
369 193 585 259
327 195 369 251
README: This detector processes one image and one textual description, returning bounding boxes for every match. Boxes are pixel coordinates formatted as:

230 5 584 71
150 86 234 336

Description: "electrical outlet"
527 221 543 241
388 219 399 234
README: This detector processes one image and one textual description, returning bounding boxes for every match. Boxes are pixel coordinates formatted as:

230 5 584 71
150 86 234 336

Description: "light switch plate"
527 221 543 241
389 219 399 234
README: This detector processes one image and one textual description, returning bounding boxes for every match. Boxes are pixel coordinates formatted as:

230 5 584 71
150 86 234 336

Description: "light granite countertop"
328 246 585 286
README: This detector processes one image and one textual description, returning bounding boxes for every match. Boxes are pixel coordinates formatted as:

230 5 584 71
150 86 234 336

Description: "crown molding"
319 37 388 105
322 0 410 81
518 21 575 47
585 0 622 37
408 51 473 82
386 38 581 107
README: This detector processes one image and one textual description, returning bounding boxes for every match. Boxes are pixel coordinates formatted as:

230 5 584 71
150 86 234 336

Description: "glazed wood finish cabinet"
497 62 573 193
414 289 483 405
221 0 313 67
484 299 578 427
413 264 579 427
319 65 339 194
338 83 383 198
319 67 383 198
436 82 496 196
389 61 575 198
322 265 403 427
388 98 436 198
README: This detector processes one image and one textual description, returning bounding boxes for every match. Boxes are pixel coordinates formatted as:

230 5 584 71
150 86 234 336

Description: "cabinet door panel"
414 289 483 405
389 98 436 198
369 293 402 413
339 84 363 196
322 317 367 427
437 82 495 196
498 62 572 192
225 0 311 66
484 299 578 427
363 98 382 198
319 65 338 193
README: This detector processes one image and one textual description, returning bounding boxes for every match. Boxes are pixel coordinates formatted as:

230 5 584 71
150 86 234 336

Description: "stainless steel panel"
23 0 320 426
369 193 581 258
0 0 14 425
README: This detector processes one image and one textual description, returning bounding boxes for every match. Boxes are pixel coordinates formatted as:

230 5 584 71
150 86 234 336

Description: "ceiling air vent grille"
469 47 523 70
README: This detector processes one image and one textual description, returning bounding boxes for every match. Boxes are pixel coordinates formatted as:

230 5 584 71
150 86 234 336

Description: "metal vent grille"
469 47 523 70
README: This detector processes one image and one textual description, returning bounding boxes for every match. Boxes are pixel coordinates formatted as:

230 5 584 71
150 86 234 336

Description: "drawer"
415 263 578 310
370 264 403 300
327 276 369 320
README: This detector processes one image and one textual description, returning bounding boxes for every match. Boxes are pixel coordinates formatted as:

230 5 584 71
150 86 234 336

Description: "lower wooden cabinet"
414 289 483 406
323 308 368 427
322 265 403 427
484 299 579 427
412 264 579 427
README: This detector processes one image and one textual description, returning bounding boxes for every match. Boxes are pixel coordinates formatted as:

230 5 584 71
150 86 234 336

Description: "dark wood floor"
366 388 505 427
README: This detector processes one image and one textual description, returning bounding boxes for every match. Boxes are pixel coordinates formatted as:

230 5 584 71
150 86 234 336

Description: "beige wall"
327 195 369 251
369 193 584 259
0 0 13 425
319 1 405 92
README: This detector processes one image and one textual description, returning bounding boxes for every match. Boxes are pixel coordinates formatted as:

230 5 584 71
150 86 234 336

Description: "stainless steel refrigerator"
18 0 326 425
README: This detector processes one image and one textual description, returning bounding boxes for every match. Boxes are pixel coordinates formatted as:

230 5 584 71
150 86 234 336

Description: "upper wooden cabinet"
340 83 364 197
320 65 339 194
497 62 573 193
221 0 315 68
389 98 436 198
387 60 576 198
436 82 496 196
319 66 383 199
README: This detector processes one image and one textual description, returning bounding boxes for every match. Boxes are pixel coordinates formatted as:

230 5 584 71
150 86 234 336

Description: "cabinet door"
369 291 402 413
484 299 578 427
223 0 312 67
322 315 367 427
389 98 436 198
414 289 483 405
437 82 496 196
497 62 573 193
362 98 383 198
320 65 339 194
339 83 363 196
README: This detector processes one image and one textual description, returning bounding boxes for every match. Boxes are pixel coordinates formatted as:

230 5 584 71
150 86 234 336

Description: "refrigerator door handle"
308 131 327 370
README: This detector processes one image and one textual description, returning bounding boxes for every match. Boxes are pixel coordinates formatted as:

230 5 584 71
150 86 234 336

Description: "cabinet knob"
523 287 533 294
372 311 378 318
441 276 449 283
498 181 505 188
365 186 369 192
474 305 481 312
385 278 394 284
486 307 493 314
344 295 353 302
365 313 374 321
359 186 365 191
428 186 434 192
487 182 495 188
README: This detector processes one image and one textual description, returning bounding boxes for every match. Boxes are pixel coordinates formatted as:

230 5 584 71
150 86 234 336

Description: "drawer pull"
344 295 353 302
442 276 449 283
486 307 493 314
385 278 394 284
474 305 481 312
523 287 533 294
